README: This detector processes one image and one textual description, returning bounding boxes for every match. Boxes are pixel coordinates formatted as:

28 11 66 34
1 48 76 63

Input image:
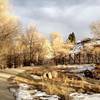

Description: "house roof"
77 38 100 45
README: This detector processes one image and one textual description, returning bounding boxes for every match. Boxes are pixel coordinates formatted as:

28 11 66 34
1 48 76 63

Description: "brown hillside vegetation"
8 65 100 98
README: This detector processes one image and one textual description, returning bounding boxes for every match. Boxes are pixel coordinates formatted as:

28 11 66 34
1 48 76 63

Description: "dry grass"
8 65 100 99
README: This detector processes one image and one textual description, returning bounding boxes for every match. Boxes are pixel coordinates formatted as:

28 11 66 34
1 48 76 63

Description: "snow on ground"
67 64 95 73
10 83 60 100
31 74 41 80
71 43 83 54
70 93 100 100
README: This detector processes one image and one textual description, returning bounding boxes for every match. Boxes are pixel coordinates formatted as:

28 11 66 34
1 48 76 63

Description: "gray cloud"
11 0 100 40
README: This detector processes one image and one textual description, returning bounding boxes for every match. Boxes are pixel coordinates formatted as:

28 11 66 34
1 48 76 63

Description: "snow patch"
70 93 100 100
9 83 60 100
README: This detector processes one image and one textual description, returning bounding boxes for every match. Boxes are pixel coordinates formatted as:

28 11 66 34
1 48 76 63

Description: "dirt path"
0 68 26 100
0 67 33 100
0 78 14 100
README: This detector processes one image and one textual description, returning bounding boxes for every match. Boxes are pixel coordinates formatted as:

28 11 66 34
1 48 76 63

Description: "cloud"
11 0 100 40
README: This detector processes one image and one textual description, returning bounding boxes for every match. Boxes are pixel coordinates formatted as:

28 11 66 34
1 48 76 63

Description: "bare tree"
90 21 100 38
20 24 43 65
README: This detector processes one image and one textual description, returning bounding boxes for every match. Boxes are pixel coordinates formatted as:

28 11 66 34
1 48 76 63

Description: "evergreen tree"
67 32 76 43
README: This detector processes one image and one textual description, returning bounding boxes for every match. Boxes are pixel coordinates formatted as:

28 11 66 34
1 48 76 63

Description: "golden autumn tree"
0 0 21 68
40 38 54 61
50 32 75 65
0 0 20 42
51 32 66 56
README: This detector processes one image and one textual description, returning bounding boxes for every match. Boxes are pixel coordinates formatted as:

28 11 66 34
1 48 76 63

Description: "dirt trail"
0 68 26 100
0 76 14 100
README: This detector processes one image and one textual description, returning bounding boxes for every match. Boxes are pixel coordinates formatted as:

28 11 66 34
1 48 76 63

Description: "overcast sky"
11 0 100 40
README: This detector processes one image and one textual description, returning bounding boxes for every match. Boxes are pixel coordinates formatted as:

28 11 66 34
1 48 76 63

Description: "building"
71 38 100 54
